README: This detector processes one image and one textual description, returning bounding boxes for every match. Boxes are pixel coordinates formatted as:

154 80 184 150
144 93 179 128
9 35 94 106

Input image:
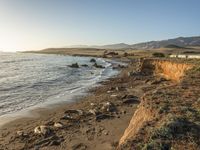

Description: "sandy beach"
0 57 141 149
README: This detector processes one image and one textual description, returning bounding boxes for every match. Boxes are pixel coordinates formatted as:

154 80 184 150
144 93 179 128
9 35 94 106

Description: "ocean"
0 52 119 119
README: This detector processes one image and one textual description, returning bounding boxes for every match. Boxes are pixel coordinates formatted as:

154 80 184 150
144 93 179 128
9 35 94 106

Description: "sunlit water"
0 52 119 119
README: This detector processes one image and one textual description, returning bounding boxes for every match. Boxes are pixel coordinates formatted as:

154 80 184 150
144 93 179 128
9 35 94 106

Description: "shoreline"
0 57 143 149
0 54 123 129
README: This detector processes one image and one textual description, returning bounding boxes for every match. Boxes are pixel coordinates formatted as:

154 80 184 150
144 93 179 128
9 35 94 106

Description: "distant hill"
94 43 130 49
129 36 200 50
68 36 200 50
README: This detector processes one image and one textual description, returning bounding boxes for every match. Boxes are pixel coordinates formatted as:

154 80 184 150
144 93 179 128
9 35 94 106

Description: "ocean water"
0 52 119 119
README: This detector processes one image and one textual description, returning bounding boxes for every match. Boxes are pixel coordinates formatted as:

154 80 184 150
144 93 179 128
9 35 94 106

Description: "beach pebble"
34 125 50 135
16 131 25 136
101 102 116 112
61 114 74 120
54 122 63 128
90 103 96 107
111 94 117 97
103 130 109 135
89 109 99 115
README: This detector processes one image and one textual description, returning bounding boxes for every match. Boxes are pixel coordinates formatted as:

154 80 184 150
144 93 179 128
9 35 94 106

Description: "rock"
50 138 63 146
90 58 96 63
62 109 84 120
103 130 109 135
112 64 126 70
96 114 114 121
61 114 74 120
90 103 96 107
16 131 24 136
123 98 139 104
81 64 88 67
68 63 79 68
101 102 116 112
72 143 87 150
89 109 99 116
65 109 84 115
34 125 50 135
93 63 105 68
122 95 139 104
111 94 117 97
127 71 133 77
54 122 63 128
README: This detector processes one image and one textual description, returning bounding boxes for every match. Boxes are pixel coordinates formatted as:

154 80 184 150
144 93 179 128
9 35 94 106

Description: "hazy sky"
0 0 200 51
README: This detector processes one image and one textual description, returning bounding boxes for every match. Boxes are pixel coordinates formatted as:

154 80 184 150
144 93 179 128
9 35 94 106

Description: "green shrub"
152 52 165 57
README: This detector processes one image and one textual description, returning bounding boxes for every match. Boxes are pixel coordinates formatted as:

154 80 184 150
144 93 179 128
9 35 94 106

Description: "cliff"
118 59 200 149
139 59 193 81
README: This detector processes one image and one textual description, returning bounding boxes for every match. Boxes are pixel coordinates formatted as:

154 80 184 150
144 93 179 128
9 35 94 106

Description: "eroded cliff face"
139 59 193 81
119 104 156 145
118 59 193 148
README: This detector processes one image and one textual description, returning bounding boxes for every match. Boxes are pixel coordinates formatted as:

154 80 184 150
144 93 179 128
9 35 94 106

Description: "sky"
0 0 200 52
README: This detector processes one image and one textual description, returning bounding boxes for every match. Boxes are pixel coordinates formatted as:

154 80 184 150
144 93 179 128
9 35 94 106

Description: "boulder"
122 95 139 104
68 63 79 68
34 125 50 135
61 114 74 120
101 102 116 112
65 109 84 116
89 109 99 116
96 114 114 121
61 109 84 120
81 64 88 67
93 63 105 68
90 58 96 63
16 131 27 137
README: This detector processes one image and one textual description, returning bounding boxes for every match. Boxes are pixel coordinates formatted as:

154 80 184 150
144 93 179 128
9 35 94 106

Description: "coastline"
1 53 200 149
0 54 123 128
0 56 142 149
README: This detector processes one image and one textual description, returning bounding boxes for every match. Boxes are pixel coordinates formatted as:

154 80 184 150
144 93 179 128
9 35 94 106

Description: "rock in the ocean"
90 58 96 63
93 63 105 68
68 63 79 68
81 64 89 67
34 125 50 135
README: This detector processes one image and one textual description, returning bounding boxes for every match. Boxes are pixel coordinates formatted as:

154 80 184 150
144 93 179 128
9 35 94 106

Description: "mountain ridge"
68 36 200 50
